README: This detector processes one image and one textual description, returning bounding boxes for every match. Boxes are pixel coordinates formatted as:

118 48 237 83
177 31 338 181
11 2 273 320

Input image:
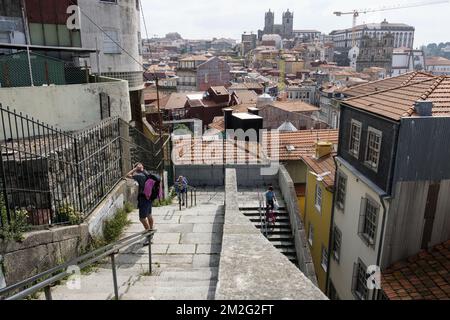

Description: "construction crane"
333 0 450 48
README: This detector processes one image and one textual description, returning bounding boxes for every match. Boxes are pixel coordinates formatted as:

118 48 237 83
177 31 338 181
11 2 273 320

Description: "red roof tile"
340 71 437 98
263 129 339 161
382 240 450 300
302 154 336 190
344 76 450 120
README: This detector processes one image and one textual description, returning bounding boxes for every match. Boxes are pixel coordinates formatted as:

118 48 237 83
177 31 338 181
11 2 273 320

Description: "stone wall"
0 224 89 288
278 165 319 286
215 168 326 300
175 165 278 188
0 180 138 289
87 180 138 239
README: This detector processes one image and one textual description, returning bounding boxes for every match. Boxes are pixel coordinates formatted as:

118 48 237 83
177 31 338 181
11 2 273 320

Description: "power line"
140 0 150 40
69 0 148 73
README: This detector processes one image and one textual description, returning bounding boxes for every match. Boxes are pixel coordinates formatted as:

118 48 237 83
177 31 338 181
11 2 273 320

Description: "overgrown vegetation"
57 205 83 225
153 188 176 208
102 203 134 243
0 194 31 241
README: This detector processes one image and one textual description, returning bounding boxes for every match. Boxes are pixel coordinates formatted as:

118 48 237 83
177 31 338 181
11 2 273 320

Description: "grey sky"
140 0 449 47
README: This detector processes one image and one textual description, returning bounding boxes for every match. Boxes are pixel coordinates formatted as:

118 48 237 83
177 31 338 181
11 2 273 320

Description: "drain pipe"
373 193 389 300
325 154 339 296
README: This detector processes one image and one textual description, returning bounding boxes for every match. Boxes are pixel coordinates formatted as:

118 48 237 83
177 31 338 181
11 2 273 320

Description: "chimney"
315 141 333 159
248 107 260 116
414 100 433 117
223 108 233 130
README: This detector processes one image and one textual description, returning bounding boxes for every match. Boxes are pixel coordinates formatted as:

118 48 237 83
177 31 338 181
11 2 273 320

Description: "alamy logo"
66 265 81 290
366 265 381 290
171 128 280 176
66 5 81 30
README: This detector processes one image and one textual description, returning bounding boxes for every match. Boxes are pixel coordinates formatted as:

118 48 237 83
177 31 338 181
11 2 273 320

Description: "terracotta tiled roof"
381 240 450 300
208 117 225 131
426 56 450 66
340 72 437 97
269 101 319 113
233 90 258 104
172 138 268 165
263 129 339 161
344 76 450 120
302 154 336 190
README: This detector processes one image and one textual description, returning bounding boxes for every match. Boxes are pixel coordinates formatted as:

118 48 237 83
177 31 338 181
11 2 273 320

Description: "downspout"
373 193 388 300
373 121 400 300
325 154 339 296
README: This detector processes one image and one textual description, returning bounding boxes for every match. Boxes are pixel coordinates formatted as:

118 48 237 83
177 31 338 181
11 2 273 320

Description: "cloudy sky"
140 0 449 47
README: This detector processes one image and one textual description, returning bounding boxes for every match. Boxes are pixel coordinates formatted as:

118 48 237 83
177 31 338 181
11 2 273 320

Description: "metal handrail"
258 191 268 238
177 185 197 211
0 229 156 301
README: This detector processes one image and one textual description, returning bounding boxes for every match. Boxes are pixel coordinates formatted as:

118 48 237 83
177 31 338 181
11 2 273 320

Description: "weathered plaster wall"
0 80 131 134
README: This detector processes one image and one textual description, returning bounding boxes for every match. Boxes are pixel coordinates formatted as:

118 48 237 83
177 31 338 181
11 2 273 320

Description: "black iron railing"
0 229 156 300
177 185 197 211
0 105 168 230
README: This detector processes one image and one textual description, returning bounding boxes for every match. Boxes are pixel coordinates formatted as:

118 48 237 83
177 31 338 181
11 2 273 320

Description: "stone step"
256 221 291 227
265 228 292 234
267 234 294 241
155 270 219 282
279 247 297 254
249 216 290 223
270 240 296 248
122 287 217 300
241 211 289 217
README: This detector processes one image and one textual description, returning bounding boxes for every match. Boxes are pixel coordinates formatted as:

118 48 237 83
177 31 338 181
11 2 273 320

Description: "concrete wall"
78 0 142 75
216 168 326 300
87 180 138 239
278 165 319 286
175 165 278 188
0 80 131 135
0 224 90 288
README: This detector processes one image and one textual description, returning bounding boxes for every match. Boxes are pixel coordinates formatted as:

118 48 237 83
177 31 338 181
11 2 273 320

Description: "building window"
308 223 314 247
358 197 379 247
335 171 347 211
315 185 322 213
332 226 342 263
365 127 382 172
328 282 340 300
103 30 121 54
321 245 328 272
349 120 362 158
352 259 369 300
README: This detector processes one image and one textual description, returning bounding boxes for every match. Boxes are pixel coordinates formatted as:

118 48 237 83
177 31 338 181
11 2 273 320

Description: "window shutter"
351 262 359 296
358 197 367 236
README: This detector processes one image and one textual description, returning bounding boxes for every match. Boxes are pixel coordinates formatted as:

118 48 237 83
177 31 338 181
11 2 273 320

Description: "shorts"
138 196 153 219
267 199 275 210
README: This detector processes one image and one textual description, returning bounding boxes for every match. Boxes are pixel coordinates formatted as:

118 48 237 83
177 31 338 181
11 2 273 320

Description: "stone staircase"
240 206 298 266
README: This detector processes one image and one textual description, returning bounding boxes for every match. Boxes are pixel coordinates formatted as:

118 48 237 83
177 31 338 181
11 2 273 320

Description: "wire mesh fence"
0 105 167 231
0 50 89 88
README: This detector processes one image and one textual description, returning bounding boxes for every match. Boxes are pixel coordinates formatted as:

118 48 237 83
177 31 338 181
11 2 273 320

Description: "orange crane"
333 0 450 48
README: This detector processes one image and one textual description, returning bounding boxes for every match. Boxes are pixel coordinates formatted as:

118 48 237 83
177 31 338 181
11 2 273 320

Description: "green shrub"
123 202 135 214
103 208 131 243
0 209 30 242
57 205 83 225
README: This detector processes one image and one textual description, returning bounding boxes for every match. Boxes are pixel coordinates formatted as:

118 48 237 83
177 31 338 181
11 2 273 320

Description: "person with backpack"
175 176 188 206
126 163 160 244
265 186 277 227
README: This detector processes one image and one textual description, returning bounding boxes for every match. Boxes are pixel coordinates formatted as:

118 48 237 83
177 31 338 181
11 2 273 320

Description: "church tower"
264 9 274 34
282 9 294 39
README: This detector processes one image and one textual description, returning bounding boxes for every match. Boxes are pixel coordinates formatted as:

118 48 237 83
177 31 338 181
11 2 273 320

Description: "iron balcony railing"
0 229 156 300
0 105 170 231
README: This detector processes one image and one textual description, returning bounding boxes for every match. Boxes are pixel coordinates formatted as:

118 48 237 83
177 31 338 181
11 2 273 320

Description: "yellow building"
301 143 336 293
